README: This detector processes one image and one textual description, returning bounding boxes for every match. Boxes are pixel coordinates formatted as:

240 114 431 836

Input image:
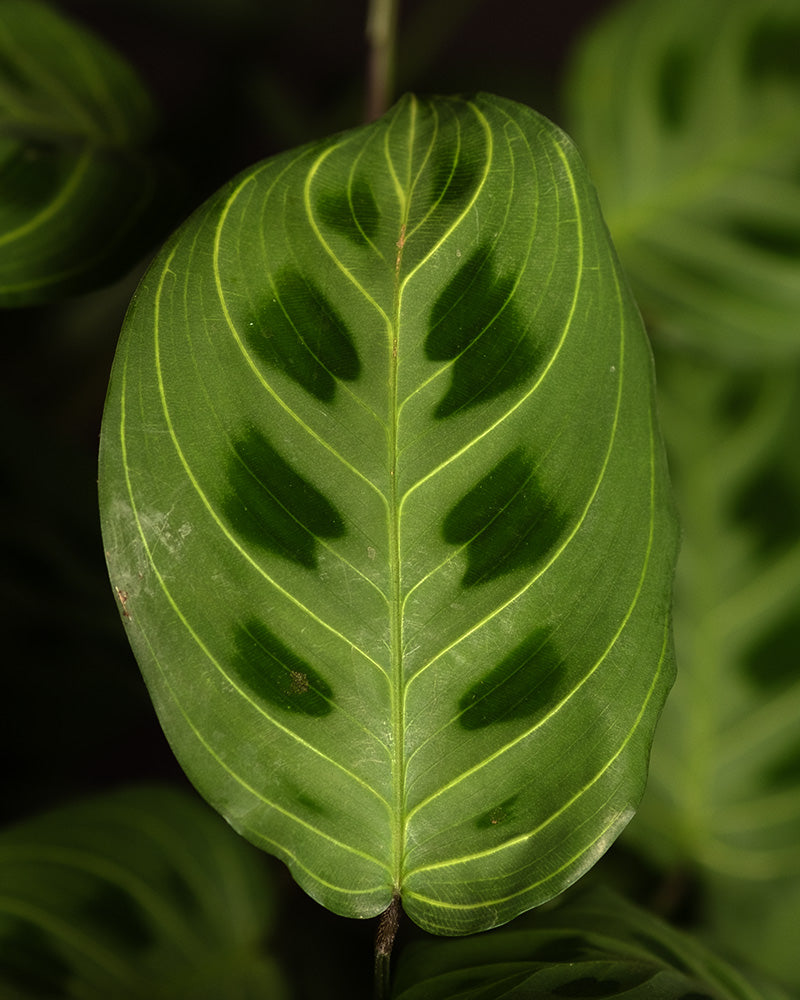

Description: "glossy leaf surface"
566 0 800 360
392 888 778 999
0 0 161 305
0 786 286 999
99 93 677 934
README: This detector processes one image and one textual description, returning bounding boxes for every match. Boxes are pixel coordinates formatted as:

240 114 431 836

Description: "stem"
365 0 400 121
374 894 401 1000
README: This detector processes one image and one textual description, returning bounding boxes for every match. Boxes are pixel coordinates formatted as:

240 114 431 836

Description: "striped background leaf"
392 888 780 1000
0 0 163 306
99 93 678 935
566 0 800 360
0 786 285 999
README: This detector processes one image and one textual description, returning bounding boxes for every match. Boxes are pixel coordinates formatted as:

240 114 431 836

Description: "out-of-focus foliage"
567 0 800 360
392 888 782 1000
567 0 800 991
0 786 287 999
0 0 170 305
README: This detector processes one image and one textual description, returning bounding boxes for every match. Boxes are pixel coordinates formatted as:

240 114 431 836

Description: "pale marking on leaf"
404 613 669 878
403 266 641 807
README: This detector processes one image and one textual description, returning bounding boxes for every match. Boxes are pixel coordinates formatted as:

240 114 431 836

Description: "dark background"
1 1 618 994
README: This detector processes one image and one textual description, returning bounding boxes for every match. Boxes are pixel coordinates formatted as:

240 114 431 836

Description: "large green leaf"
0 785 286 999
566 0 800 360
98 93 677 935
392 888 779 1000
0 0 164 306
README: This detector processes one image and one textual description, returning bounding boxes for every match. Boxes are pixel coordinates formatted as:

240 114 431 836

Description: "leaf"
565 0 800 360
0 0 166 306
0 785 287 999
624 351 800 985
392 888 776 1000
98 92 678 935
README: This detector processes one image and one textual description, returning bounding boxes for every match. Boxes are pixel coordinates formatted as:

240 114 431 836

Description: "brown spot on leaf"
289 670 309 694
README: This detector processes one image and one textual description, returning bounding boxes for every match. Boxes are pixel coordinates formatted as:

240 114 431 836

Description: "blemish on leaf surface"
231 619 333 716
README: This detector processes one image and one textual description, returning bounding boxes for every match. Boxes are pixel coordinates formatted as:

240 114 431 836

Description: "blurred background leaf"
566 0 800 360
392 887 785 999
0 785 287 999
0 0 178 305
623 350 800 990
565 0 800 989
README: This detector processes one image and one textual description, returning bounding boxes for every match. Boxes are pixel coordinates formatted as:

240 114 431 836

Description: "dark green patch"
425 246 538 417
443 449 566 587
529 934 590 964
430 146 481 207
657 46 694 129
742 613 800 692
680 994 714 1000
231 619 333 716
728 217 800 258
0 920 71 996
553 977 624 997
81 884 153 952
475 794 520 829
244 269 360 403
459 628 563 730
732 466 800 554
316 178 380 244
760 736 800 791
223 429 345 569
746 17 800 83
630 931 691 974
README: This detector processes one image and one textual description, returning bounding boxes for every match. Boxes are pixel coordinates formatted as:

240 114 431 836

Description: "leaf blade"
99 93 678 933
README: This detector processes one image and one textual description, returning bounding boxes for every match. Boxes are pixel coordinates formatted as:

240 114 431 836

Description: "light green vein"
303 142 392 323
123 271 392 780
404 392 655 824
397 131 578 515
126 572 392 877
399 99 494 295
211 157 389 508
402 814 625 917
404 610 669 875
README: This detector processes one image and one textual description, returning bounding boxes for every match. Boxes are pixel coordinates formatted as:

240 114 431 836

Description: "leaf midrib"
388 97 418 894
